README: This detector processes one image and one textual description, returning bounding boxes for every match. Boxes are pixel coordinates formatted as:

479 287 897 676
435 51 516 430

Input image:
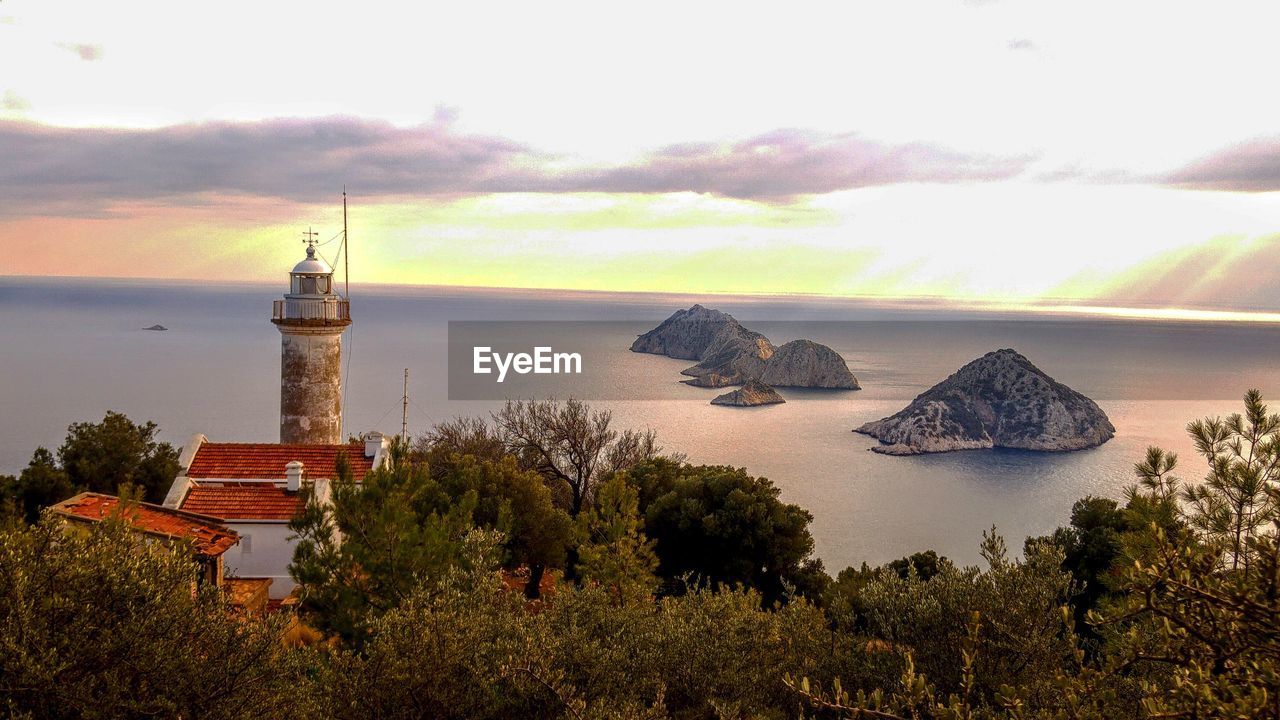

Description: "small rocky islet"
710 378 786 407
855 348 1115 456
631 305 859 404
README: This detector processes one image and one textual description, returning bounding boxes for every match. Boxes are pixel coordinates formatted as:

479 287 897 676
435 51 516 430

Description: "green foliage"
625 455 685 511
0 412 178 524
641 462 825 604
824 552 953 636
1038 496 1131 640
417 415 508 478
0 515 308 719
577 473 660 606
1081 390 1280 718
58 411 180 503
492 398 661 517
850 528 1079 706
886 550 948 582
12 394 1280 719
1098 525 1280 719
319 557 838 720
288 457 480 643
0 447 74 523
1180 388 1280 571
434 454 573 570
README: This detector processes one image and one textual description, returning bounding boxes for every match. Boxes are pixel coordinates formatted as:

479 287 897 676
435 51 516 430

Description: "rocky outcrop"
634 306 858 397
711 379 786 407
680 324 775 387
630 304 739 360
856 349 1114 455
759 339 859 389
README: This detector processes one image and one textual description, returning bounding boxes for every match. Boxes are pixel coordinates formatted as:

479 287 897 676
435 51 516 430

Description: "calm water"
3 277 1279 568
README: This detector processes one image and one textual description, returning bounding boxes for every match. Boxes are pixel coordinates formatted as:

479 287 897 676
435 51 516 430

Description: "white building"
163 432 390 598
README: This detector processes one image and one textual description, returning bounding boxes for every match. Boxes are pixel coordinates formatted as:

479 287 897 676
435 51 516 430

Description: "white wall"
221 522 297 599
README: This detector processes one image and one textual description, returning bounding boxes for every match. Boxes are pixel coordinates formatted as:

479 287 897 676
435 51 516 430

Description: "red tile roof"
186 442 374 482
181 483 307 521
52 492 239 557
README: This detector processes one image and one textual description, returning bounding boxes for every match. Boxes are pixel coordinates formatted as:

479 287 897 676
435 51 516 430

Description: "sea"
4 276 1279 570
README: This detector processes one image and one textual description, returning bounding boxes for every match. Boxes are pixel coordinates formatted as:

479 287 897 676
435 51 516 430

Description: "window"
300 276 317 294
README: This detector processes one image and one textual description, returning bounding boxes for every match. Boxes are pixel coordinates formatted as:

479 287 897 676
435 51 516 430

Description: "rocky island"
855 349 1114 455
631 305 858 404
629 305 741 360
760 339 859 389
711 379 786 407
680 324 775 388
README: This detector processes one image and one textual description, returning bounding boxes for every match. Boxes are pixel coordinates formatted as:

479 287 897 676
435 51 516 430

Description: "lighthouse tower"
271 237 351 444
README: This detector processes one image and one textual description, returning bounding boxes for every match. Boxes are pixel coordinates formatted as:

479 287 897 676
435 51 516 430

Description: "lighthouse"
271 235 351 444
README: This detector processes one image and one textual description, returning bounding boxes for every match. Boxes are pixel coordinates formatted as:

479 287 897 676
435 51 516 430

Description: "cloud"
1006 38 1036 51
0 117 1031 217
552 129 1031 200
0 116 538 217
1162 136 1280 192
56 42 104 61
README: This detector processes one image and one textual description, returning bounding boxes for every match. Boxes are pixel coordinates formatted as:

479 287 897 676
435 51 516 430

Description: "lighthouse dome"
292 257 332 274
291 245 333 275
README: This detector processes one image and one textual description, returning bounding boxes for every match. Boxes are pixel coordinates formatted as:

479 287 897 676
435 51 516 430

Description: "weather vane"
301 227 319 257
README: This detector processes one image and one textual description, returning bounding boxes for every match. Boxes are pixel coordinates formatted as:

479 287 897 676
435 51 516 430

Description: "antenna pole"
401 368 409 444
343 187 350 299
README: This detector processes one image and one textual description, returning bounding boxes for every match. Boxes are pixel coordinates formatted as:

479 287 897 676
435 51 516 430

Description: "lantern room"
289 244 335 296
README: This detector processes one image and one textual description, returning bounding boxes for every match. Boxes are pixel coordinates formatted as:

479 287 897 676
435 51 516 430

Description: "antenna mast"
342 187 350 298
401 368 409 444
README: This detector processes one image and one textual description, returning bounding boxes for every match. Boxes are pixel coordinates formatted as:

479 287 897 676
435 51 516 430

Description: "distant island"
856 348 1114 455
711 378 786 407
143 324 168 331
631 305 858 405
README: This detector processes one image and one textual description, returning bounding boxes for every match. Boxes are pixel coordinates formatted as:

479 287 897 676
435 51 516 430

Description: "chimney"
285 461 303 492
363 431 385 459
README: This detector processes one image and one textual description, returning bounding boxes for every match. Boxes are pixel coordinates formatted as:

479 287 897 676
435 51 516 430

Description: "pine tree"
576 474 659 605
1181 389 1280 571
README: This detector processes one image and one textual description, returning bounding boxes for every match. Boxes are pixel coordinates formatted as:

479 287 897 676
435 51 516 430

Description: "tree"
625 455 685 511
886 550 948 582
1097 522 1280 719
1039 496 1130 640
641 462 825 604
436 454 574 599
492 398 660 518
288 458 478 643
417 415 508 479
576 474 659 606
0 515 309 719
854 529 1078 705
58 411 180 503
0 447 74 524
1180 389 1280 571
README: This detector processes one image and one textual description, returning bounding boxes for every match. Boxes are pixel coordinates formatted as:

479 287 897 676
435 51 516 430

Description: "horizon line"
5 273 1280 326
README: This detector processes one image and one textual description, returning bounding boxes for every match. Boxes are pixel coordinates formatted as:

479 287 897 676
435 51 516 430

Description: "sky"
2 0 1279 313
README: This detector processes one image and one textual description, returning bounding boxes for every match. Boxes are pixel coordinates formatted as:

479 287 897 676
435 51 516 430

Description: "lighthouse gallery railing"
272 298 350 323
